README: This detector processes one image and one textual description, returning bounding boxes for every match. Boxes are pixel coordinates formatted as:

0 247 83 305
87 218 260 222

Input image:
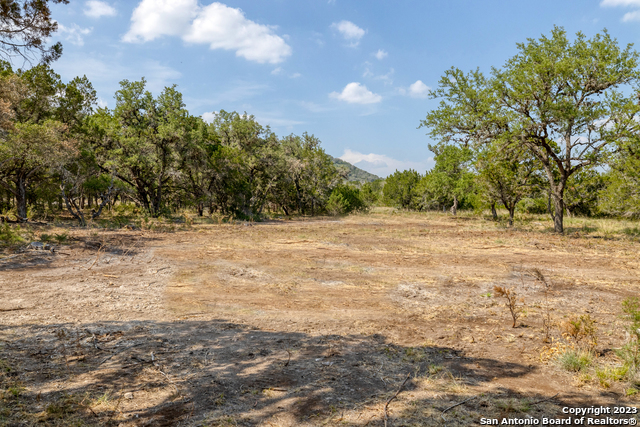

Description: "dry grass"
1 209 640 426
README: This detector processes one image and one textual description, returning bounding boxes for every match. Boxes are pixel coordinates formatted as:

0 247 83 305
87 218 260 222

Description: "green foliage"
477 144 542 225
327 184 367 215
0 224 25 245
558 349 593 372
599 141 640 218
415 145 475 214
360 179 383 206
517 197 548 215
617 298 640 373
383 169 422 209
564 167 604 217
422 26 640 232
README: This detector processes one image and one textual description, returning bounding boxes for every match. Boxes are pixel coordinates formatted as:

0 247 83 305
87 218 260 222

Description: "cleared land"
0 210 639 426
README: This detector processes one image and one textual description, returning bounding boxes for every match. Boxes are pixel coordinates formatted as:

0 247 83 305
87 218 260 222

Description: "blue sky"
48 0 640 177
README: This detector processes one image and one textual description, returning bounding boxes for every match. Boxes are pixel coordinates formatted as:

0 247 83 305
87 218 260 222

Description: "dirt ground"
1 211 639 426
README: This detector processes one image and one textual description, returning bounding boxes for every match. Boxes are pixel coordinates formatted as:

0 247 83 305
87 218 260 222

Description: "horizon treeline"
2 27 640 232
0 61 363 223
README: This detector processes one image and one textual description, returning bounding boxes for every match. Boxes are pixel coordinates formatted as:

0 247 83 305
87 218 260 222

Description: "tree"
0 120 72 219
0 63 85 220
382 169 422 210
599 142 640 217
415 145 475 215
476 144 541 226
91 79 191 217
423 27 640 232
1 0 69 64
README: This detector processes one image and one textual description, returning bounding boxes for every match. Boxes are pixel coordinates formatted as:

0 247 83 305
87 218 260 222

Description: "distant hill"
330 156 381 183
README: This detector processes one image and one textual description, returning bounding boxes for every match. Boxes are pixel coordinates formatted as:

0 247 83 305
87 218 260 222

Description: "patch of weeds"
214 393 226 406
0 224 25 246
562 314 598 351
623 226 640 237
557 349 593 372
53 232 69 244
403 347 429 363
480 292 492 298
626 387 639 396
6 384 23 398
576 372 593 386
428 364 444 375
595 366 628 388
383 346 400 359
617 298 640 373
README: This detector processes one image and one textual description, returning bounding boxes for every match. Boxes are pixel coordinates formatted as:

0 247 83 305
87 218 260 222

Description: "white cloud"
329 82 381 104
57 23 92 46
290 72 301 79
339 149 434 178
623 10 640 20
201 111 218 123
374 49 387 60
123 0 291 64
271 67 283 75
406 80 430 98
84 1 117 18
331 20 365 47
123 0 196 42
600 0 640 6
363 67 394 85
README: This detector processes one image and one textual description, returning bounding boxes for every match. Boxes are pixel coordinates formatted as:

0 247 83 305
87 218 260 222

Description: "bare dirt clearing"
1 212 639 426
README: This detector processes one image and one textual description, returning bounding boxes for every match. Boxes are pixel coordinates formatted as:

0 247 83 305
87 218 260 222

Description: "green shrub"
617 298 640 372
327 185 367 215
518 197 548 214
558 349 593 372
0 224 26 246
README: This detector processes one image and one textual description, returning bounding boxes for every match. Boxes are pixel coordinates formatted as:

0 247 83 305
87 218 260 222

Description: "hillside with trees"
330 156 380 183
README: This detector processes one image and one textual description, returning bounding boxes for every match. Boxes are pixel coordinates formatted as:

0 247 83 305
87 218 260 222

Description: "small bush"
617 297 640 372
562 314 598 351
595 366 628 388
558 349 593 372
327 185 367 215
0 224 26 246
518 197 548 214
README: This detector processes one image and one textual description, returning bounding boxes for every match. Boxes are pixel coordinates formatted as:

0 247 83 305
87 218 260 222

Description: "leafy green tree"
477 144 541 226
277 132 339 215
91 79 191 217
327 184 367 215
416 145 475 215
383 169 422 209
1 0 69 64
0 63 88 221
599 144 640 217
563 166 604 217
422 27 640 232
360 179 383 206
207 110 280 218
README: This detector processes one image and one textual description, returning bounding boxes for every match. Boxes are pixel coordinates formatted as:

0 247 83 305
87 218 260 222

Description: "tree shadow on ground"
0 319 629 426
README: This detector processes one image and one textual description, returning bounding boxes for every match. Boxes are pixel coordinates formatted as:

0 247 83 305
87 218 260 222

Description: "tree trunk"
552 193 564 233
508 206 515 227
450 195 458 216
15 176 27 221
491 202 498 221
